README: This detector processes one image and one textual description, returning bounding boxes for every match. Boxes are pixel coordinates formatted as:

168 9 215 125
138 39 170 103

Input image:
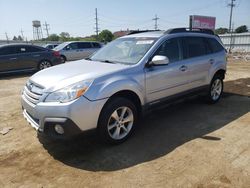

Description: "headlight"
45 80 92 103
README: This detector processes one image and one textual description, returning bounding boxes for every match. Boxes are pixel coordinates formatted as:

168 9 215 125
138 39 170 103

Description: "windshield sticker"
136 40 154 45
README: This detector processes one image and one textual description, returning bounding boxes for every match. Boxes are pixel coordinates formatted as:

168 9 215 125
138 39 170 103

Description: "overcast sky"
0 0 249 40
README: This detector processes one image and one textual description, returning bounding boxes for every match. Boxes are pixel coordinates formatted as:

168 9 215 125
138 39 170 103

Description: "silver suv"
54 41 102 63
21 28 227 144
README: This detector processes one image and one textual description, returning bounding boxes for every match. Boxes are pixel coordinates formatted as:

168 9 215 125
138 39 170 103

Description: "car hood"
29 60 127 92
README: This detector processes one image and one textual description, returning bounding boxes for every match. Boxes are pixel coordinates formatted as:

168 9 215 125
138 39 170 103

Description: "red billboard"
190 15 216 30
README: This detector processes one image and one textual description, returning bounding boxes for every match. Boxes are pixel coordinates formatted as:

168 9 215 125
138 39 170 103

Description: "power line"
152 14 160 30
43 21 50 37
228 0 236 33
94 8 100 38
228 0 236 52
5 32 9 43
20 29 25 40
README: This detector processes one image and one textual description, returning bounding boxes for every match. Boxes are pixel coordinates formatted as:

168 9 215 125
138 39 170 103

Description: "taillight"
53 51 60 57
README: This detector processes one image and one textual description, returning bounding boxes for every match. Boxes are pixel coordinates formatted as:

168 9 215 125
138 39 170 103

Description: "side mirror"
150 55 169 66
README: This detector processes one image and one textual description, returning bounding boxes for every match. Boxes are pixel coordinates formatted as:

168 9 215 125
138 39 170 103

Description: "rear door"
181 36 212 89
78 42 94 59
0 46 20 72
17 46 47 69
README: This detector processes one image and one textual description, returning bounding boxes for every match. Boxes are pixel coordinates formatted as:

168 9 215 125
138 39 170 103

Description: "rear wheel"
97 97 138 144
206 75 223 104
60 55 66 63
38 60 52 70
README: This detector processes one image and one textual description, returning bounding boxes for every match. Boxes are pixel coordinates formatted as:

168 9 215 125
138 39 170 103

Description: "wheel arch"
107 90 142 116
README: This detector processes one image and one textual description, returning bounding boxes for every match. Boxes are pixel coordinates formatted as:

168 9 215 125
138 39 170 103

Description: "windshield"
90 37 157 65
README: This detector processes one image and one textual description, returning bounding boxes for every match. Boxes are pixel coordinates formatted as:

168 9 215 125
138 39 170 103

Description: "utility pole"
228 0 236 53
5 32 9 43
94 8 100 39
20 29 24 40
153 14 160 30
43 21 50 38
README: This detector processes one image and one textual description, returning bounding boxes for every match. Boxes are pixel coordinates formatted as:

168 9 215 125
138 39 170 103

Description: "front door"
145 37 190 103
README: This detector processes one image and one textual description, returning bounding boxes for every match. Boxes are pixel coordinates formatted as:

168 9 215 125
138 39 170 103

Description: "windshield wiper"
99 60 116 64
85 57 92 61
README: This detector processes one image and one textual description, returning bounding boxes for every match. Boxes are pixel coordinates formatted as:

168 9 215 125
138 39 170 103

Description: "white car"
54 41 102 62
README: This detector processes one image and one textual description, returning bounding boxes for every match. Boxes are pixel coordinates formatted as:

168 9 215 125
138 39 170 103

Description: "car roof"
0 43 39 48
121 31 165 39
121 29 217 39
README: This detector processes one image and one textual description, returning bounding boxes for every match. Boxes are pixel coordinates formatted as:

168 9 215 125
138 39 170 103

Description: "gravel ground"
0 59 249 188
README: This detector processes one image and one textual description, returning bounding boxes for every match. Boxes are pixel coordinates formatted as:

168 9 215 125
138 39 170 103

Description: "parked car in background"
21 28 227 144
0 44 63 74
54 41 102 62
43 44 58 50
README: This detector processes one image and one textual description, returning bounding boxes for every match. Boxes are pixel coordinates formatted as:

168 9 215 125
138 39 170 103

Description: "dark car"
0 44 63 74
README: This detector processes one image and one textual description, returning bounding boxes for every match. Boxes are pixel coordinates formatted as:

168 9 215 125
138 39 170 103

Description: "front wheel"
97 97 138 144
206 75 223 104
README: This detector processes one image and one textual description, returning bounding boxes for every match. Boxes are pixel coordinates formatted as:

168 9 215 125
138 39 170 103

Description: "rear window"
78 42 92 49
183 37 207 59
92 42 101 48
17 46 45 53
207 38 224 53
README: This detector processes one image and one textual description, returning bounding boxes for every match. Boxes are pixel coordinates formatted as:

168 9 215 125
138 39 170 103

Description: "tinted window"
154 38 180 63
92 42 101 48
26 46 44 52
183 37 207 58
0 46 18 55
207 38 224 53
78 42 92 49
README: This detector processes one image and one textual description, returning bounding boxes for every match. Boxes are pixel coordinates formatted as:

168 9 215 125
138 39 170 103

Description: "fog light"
54 124 64 134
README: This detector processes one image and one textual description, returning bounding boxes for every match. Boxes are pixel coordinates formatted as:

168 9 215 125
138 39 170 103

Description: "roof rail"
165 28 215 35
127 30 161 35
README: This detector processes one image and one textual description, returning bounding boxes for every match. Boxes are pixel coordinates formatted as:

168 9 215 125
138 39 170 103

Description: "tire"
206 74 224 104
60 55 66 63
38 60 52 71
97 97 138 144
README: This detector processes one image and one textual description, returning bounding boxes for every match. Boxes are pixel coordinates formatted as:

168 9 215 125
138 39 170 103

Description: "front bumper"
21 94 108 138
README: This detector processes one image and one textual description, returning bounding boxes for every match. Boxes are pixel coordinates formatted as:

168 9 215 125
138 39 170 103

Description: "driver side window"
154 38 181 63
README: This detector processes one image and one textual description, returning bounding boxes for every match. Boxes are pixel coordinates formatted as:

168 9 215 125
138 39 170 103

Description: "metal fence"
0 40 60 47
219 32 250 52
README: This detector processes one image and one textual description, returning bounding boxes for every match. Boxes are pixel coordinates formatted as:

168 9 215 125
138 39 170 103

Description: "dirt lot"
0 59 249 188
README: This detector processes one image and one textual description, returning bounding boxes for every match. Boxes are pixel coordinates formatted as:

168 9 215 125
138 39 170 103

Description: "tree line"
46 30 114 43
215 25 248 35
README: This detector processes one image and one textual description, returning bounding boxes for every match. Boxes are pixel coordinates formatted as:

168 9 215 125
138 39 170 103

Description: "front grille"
23 82 44 105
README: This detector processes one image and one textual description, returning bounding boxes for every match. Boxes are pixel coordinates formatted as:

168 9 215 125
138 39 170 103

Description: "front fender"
85 75 145 105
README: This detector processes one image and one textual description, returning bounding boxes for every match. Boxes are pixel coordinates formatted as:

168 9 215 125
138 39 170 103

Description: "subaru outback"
21 28 227 144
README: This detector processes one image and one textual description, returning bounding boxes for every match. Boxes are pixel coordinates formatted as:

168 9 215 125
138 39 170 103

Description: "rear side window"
16 46 44 53
183 37 207 59
78 42 92 49
154 38 180 63
92 42 101 48
26 46 45 52
207 38 224 53
0 46 18 55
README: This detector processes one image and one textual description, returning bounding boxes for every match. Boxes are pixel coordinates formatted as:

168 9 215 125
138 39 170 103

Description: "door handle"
209 59 215 64
179 65 187 72
9 57 17 60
